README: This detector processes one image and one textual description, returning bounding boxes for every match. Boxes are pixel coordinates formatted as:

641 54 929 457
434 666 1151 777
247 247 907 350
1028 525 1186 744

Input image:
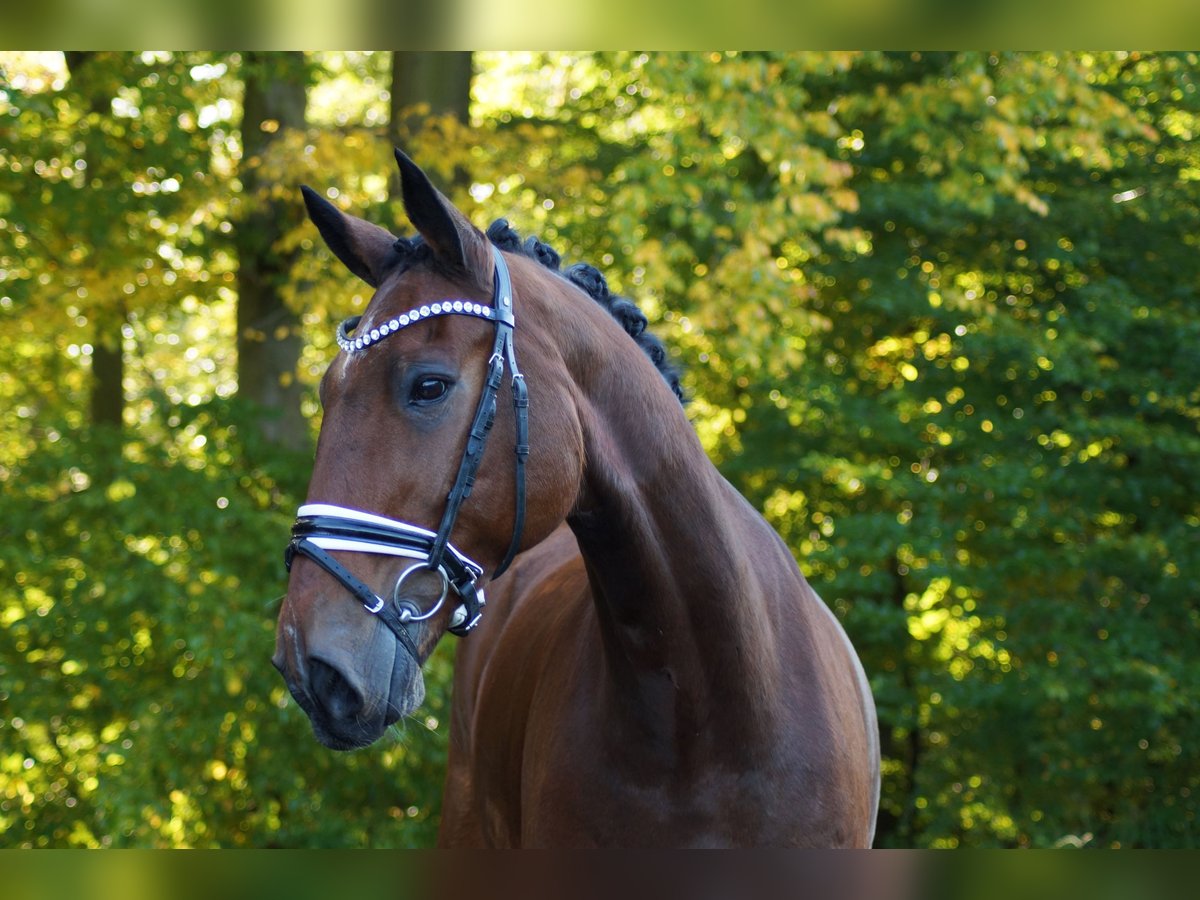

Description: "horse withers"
272 149 881 847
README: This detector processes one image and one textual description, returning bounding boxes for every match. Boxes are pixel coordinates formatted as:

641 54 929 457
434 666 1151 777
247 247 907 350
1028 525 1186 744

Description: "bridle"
284 244 529 662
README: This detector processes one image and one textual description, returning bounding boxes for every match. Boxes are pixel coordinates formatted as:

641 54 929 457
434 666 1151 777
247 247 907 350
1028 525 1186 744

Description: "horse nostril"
308 658 365 722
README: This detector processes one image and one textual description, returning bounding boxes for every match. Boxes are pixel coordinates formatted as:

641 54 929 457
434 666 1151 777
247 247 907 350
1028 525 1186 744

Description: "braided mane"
484 220 685 404
388 219 684 403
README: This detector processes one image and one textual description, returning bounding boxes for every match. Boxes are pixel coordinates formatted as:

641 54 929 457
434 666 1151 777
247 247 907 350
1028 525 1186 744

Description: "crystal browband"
337 301 499 353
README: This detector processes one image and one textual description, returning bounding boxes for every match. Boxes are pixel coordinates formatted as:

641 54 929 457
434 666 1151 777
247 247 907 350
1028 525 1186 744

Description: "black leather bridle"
284 245 529 662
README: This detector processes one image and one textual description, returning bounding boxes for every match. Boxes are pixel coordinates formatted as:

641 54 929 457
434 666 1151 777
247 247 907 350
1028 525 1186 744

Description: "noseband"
285 245 529 662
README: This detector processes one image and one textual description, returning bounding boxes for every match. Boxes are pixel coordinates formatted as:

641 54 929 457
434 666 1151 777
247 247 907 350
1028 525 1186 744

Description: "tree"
1 53 453 846
693 51 1200 847
1 51 1195 848
457 51 1199 847
389 52 473 147
62 52 127 432
388 52 474 213
234 51 310 453
0 51 230 457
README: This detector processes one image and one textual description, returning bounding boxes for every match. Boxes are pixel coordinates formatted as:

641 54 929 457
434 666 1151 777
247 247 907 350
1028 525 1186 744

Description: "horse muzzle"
274 635 424 752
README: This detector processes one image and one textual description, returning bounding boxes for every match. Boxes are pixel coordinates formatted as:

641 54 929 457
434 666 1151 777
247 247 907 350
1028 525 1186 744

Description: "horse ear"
301 185 398 288
394 148 489 282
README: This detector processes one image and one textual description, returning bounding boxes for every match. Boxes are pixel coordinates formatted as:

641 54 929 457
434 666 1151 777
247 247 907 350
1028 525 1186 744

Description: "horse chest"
459 624 818 847
441 533 874 847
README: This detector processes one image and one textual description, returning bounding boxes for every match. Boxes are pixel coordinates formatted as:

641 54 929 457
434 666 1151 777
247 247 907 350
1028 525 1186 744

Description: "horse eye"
410 376 450 405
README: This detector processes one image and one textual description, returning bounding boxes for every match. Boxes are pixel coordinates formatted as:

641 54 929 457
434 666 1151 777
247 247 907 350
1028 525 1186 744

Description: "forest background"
1 50 1197 848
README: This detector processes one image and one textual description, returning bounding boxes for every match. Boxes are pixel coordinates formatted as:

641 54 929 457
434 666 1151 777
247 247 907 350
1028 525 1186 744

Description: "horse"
272 148 881 847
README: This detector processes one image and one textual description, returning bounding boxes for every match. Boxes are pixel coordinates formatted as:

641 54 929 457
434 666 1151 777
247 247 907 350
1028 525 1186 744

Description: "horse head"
273 151 583 750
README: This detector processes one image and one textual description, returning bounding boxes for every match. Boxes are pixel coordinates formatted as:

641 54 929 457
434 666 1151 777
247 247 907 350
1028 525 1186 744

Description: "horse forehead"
375 262 488 316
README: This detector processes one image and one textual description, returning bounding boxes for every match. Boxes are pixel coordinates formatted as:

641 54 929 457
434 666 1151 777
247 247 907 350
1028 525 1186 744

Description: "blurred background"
1 50 1197 848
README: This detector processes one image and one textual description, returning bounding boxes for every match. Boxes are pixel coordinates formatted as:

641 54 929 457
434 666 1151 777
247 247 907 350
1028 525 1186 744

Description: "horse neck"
558 309 793 745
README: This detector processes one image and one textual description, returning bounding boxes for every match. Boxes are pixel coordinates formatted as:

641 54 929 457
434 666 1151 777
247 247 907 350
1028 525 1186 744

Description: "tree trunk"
64 51 126 433
235 51 310 453
389 52 473 197
389 52 473 140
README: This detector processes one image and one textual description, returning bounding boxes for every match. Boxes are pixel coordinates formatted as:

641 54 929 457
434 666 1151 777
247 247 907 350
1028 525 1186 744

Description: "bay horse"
273 149 880 847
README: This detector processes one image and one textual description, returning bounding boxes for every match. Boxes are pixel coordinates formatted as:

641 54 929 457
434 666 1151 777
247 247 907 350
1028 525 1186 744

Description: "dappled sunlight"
2 50 1198 848
0 416 450 846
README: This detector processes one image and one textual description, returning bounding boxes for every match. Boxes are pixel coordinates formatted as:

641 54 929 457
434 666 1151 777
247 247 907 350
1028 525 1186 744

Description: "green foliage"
2 51 1197 847
1 51 239 448
0 406 453 846
686 51 1200 847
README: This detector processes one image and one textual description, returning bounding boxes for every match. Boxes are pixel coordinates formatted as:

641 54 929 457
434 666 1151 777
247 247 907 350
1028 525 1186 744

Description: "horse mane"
388 219 684 404
484 220 685 404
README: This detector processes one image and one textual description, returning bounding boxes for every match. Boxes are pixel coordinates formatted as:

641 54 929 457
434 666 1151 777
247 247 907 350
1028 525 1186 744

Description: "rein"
285 245 528 659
